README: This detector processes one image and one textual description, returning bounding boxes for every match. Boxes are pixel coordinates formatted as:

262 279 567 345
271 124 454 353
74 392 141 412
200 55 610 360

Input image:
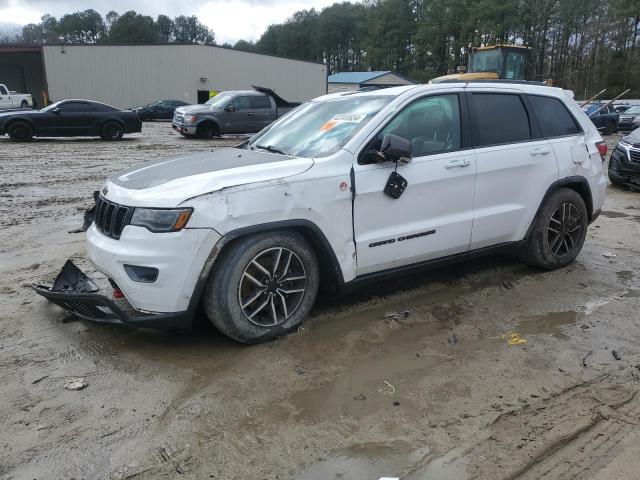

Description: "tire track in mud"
403 372 640 480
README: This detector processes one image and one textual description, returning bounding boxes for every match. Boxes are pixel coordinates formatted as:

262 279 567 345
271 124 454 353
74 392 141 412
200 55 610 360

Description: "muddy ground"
1 123 639 480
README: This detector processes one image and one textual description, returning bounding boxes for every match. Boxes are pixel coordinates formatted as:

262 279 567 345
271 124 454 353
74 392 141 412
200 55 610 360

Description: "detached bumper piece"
33 260 191 331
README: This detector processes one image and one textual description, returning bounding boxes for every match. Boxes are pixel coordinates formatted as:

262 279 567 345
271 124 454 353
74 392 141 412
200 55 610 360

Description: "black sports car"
134 99 189 121
0 99 142 141
609 128 640 190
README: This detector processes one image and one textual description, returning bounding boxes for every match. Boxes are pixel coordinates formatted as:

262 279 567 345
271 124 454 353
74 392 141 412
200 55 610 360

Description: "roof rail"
436 79 548 86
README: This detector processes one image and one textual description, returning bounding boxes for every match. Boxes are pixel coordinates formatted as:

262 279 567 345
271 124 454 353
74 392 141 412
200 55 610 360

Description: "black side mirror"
380 134 412 163
225 105 236 112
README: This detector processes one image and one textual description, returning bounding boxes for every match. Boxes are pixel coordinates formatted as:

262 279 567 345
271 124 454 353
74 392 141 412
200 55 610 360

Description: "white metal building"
0 44 327 108
327 71 415 93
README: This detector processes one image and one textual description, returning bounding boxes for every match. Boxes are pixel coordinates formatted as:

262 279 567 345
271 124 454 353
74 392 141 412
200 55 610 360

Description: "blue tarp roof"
328 71 393 84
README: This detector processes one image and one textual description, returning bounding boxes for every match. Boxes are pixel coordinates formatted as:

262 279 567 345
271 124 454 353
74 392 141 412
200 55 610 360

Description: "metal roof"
328 71 394 84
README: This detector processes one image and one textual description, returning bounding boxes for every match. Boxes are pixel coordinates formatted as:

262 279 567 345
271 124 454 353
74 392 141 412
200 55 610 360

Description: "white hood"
102 148 314 208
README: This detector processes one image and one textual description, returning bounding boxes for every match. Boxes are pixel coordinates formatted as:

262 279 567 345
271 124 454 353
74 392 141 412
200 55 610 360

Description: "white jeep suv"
36 82 608 343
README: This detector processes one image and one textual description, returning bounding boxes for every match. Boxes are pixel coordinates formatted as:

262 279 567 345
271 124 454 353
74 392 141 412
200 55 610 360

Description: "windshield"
41 101 63 112
205 93 232 107
625 106 640 115
248 95 392 158
582 104 602 115
471 49 503 74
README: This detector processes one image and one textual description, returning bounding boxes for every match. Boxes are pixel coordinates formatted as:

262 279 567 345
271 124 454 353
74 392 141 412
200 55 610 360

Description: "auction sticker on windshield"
320 113 367 131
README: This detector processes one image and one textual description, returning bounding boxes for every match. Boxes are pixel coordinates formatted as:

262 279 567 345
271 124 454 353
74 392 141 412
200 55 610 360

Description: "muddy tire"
522 188 588 270
196 122 220 139
203 231 319 344
101 121 124 141
7 121 33 141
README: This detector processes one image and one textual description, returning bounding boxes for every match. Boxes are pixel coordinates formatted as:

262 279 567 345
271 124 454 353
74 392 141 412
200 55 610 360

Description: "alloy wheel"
547 202 582 257
237 247 306 327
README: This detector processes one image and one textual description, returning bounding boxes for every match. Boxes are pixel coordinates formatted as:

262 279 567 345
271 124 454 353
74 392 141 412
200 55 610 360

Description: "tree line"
2 1 638 96
244 0 639 97
3 10 214 45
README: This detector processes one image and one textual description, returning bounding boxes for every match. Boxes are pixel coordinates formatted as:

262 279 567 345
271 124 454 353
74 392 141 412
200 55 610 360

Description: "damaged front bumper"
33 260 192 331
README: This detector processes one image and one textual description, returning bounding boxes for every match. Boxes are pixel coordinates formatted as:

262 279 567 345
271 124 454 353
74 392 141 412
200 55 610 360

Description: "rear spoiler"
252 85 301 108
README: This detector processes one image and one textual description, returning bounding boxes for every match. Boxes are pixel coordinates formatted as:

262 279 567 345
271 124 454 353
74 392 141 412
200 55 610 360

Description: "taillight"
596 142 608 160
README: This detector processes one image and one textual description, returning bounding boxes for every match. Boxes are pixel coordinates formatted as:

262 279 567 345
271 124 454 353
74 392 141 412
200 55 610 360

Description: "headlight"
130 208 192 232
184 114 198 123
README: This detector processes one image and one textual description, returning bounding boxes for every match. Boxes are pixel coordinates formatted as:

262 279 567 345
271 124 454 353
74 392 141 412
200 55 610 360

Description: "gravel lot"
1 123 640 480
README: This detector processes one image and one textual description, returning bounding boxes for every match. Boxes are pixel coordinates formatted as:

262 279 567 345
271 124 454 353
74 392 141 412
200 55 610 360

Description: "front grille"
630 148 640 164
173 113 183 123
620 115 633 123
94 196 133 239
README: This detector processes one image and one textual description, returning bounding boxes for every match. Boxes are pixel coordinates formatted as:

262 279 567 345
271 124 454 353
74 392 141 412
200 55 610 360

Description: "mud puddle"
516 310 583 340
296 440 430 480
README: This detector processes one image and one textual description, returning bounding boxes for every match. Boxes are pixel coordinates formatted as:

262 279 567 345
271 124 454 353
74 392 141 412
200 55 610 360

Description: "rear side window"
469 93 531 147
59 102 92 112
0 86 7 95
528 95 581 137
250 96 272 109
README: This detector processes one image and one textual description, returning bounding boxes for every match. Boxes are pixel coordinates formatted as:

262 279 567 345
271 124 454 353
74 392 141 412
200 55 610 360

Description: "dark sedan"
134 100 189 121
609 128 640 190
0 99 142 141
582 103 619 134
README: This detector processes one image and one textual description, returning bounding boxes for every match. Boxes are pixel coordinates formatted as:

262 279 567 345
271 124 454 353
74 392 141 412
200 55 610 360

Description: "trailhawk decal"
368 229 436 248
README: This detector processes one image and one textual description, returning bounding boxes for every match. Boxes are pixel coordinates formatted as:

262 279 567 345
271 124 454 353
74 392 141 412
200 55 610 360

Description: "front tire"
203 231 319 344
7 121 33 141
101 121 124 141
522 188 588 269
196 122 220 139
604 121 616 135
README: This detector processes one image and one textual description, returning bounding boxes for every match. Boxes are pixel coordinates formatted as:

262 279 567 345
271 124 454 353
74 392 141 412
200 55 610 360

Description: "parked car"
609 128 640 189
617 105 640 132
0 99 142 141
172 86 300 138
134 99 189 121
582 103 619 134
614 104 631 114
35 82 607 343
0 83 33 110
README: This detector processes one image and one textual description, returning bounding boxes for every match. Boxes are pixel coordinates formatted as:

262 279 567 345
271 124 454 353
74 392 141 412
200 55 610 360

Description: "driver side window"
376 94 461 157
229 96 250 111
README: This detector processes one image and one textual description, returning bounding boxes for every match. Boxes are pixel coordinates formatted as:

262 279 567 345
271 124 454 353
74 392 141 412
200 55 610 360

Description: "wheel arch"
524 176 594 240
6 116 35 131
100 117 125 128
188 220 344 314
196 117 221 132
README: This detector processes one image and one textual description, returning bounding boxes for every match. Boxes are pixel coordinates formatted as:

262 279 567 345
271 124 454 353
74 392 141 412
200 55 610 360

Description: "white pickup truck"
0 84 33 110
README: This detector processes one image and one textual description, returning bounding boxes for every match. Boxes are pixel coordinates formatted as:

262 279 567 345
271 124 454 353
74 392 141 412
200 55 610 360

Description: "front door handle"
531 147 551 156
248 112 254 116
445 159 471 169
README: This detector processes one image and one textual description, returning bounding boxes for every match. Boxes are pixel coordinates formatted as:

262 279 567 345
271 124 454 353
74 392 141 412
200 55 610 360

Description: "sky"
0 0 345 44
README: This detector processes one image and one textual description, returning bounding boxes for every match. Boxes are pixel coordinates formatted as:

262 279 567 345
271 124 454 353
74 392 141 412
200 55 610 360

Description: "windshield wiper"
256 144 288 155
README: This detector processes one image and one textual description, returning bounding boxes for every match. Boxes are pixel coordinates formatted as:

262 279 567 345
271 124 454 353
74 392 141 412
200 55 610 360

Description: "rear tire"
20 100 28 108
521 188 588 270
7 121 33 141
203 231 319 344
101 121 124 141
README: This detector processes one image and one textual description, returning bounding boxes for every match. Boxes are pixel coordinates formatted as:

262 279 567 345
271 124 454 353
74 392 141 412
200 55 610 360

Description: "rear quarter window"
528 95 581 138
469 93 531 147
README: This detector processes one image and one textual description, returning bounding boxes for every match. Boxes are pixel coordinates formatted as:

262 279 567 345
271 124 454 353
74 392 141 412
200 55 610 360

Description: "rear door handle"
445 159 471 169
531 147 551 156
248 112 254 116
